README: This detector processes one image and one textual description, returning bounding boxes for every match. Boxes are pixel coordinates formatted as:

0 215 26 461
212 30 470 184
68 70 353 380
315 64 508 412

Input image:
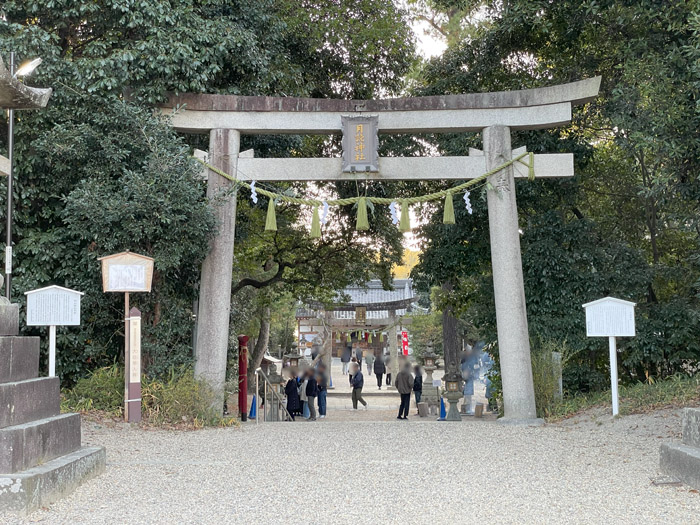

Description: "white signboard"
25 285 83 326
583 297 636 337
108 264 146 292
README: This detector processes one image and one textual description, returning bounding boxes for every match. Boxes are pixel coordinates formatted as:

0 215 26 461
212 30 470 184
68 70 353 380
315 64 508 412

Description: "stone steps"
0 446 106 515
660 408 700 489
0 301 105 514
0 377 60 428
0 336 40 383
0 413 81 473
660 442 700 489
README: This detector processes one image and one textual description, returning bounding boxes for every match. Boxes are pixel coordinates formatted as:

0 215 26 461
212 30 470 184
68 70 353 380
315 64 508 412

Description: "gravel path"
2 408 698 524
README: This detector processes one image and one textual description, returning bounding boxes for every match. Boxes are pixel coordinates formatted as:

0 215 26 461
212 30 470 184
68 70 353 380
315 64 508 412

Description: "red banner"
401 331 409 355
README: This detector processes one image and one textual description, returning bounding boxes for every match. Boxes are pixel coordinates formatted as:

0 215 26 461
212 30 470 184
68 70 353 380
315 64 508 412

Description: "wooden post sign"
24 285 84 378
582 297 636 416
98 251 154 423
127 307 142 423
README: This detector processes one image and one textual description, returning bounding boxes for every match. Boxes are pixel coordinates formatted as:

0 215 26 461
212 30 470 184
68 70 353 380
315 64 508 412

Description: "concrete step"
0 445 106 515
0 304 19 337
660 442 700 490
0 377 60 429
682 408 700 448
0 413 81 473
0 336 40 383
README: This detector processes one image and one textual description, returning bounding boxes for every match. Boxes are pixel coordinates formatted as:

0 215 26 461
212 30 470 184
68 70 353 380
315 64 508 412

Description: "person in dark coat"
374 355 386 390
316 364 328 419
395 362 413 420
350 363 368 410
385 353 392 386
355 345 364 372
305 369 318 421
341 346 352 375
284 372 301 421
413 365 423 415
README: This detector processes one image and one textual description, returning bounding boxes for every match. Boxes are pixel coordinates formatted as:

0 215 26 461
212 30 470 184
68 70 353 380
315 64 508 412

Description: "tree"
411 0 700 392
1 0 416 383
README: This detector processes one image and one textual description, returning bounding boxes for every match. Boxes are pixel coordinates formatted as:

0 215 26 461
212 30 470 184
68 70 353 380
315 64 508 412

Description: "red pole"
238 335 249 421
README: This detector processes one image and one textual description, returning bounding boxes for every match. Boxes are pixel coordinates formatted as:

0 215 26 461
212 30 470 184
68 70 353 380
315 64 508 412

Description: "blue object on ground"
439 397 446 420
249 395 257 420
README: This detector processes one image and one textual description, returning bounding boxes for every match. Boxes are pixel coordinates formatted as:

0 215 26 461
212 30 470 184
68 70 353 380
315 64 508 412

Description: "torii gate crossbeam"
161 77 601 424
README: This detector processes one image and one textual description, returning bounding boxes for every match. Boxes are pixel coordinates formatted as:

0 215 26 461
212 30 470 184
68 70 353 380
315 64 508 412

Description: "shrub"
142 367 224 426
531 340 571 418
62 365 123 414
63 365 237 427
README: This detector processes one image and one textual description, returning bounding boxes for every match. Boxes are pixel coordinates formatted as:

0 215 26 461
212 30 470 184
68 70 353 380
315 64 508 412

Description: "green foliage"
281 0 416 98
141 368 231 427
548 373 700 421
1 0 415 384
63 365 236 427
529 340 567 419
62 365 123 414
411 0 700 395
408 310 444 361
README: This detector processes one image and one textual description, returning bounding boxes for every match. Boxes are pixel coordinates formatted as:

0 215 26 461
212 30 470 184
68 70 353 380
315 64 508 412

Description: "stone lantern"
443 371 463 421
266 363 286 421
284 342 301 369
421 341 439 409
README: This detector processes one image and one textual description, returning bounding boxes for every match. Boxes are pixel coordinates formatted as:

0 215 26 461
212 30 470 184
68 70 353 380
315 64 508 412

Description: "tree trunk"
442 282 460 376
247 307 271 393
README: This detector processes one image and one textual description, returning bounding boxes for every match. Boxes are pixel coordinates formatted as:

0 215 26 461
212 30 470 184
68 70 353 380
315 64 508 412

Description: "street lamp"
0 54 51 301
14 58 42 78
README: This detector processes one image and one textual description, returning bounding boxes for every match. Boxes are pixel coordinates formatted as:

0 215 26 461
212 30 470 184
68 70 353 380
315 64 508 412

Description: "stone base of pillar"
497 417 545 426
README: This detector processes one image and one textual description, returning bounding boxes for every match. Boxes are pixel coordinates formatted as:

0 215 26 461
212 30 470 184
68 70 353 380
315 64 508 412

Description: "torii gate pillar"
194 129 240 413
483 126 539 423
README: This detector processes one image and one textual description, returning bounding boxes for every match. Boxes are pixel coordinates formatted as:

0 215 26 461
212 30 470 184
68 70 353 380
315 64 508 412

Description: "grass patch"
62 365 238 429
547 373 700 421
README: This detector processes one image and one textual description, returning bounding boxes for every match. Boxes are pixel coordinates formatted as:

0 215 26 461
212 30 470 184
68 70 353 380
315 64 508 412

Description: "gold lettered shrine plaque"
341 115 379 172
355 306 367 325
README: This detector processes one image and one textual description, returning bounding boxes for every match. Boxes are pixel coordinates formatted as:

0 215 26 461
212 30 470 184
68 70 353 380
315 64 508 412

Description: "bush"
62 365 123 414
548 373 700 420
530 341 564 418
63 365 237 427
142 368 225 426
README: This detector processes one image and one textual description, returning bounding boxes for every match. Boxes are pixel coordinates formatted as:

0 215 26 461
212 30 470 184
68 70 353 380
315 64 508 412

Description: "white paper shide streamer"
464 191 473 214
389 202 399 225
321 200 330 225
250 181 258 204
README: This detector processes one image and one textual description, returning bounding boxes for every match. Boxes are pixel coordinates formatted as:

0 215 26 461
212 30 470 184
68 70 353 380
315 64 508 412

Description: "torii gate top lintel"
161 77 600 135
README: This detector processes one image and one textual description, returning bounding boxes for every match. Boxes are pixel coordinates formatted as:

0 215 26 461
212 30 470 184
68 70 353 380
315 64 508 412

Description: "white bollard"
48 325 56 378
608 336 619 416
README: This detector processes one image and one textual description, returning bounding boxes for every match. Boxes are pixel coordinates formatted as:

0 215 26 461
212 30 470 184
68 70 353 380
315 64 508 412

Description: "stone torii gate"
162 77 600 423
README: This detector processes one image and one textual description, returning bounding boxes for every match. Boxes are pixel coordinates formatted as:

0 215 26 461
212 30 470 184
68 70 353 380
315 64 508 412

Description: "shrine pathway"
3 408 698 524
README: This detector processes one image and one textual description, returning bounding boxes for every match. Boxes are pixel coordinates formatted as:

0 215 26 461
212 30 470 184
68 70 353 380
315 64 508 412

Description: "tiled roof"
339 279 413 305
296 279 414 319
